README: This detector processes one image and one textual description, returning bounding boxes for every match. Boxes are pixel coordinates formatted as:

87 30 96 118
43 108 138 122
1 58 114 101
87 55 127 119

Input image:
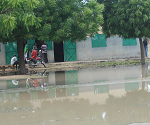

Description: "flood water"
0 64 150 125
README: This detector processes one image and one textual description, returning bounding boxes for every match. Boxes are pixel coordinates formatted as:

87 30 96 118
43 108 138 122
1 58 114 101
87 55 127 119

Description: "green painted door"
64 40 77 61
46 41 52 50
66 70 79 96
5 42 18 64
65 70 78 85
29 39 35 51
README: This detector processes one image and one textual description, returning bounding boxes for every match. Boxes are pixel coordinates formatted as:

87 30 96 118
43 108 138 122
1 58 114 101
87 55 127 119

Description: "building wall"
76 36 141 61
47 50 54 63
47 42 54 63
0 43 6 65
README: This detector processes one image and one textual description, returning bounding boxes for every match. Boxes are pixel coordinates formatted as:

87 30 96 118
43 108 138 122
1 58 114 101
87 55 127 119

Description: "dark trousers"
31 58 37 64
13 61 19 70
42 53 48 63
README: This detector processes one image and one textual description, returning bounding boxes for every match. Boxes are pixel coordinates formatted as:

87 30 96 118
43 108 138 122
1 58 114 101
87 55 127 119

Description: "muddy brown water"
0 64 150 125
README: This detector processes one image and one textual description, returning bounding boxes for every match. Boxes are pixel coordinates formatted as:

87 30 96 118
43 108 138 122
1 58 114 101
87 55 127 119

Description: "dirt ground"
0 57 150 80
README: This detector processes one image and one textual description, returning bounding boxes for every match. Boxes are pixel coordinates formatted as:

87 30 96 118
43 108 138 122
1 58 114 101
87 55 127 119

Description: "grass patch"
96 60 141 67
46 60 142 69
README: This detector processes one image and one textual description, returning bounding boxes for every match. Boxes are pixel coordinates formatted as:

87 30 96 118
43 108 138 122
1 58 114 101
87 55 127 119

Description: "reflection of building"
0 64 147 104
0 80 144 106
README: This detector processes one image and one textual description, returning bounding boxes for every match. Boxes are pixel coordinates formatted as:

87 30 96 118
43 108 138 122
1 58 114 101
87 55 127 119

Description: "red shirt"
31 50 37 59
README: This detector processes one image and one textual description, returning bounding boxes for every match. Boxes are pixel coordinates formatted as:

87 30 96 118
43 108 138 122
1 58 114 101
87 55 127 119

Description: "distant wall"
47 50 54 63
76 36 141 61
47 42 54 63
0 43 6 65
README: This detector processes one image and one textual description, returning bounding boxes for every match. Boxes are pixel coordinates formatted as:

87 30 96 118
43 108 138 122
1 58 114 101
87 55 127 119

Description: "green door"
29 39 35 51
5 42 18 64
64 39 77 61
65 70 78 85
66 70 79 96
46 41 52 50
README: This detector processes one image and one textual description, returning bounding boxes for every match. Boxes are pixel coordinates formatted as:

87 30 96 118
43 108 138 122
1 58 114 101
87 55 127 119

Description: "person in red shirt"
31 49 37 63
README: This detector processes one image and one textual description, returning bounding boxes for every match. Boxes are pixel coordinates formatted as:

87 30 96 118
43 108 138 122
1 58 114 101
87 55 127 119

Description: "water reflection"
1 87 150 125
0 65 150 124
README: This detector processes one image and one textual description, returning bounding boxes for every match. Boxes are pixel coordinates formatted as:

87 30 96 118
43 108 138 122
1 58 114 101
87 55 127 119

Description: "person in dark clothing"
41 42 48 63
143 38 149 57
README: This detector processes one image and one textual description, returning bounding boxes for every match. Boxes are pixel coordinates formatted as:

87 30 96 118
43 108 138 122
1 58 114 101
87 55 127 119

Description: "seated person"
31 49 37 64
11 54 19 70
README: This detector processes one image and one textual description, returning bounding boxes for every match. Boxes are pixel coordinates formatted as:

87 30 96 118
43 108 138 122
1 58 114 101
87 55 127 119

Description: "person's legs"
145 46 148 57
44 53 48 63
42 53 46 62
24 53 28 64
13 61 19 70
31 58 37 64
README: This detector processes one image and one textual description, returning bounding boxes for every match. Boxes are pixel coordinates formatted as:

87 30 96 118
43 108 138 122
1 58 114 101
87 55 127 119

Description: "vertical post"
139 37 145 65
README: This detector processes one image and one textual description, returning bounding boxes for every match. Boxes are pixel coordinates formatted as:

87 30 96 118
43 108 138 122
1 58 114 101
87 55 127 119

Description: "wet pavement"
0 63 150 125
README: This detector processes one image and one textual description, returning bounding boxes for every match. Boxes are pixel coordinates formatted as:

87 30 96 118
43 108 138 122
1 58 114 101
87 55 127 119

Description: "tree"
97 0 150 64
34 0 104 43
0 0 43 74
0 0 104 74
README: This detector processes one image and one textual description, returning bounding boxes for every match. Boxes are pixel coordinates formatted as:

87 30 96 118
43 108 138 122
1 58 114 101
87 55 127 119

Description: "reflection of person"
31 49 37 64
11 54 19 70
26 78 31 88
24 42 28 63
12 80 18 86
147 84 150 93
41 42 48 63
33 78 42 87
143 38 149 57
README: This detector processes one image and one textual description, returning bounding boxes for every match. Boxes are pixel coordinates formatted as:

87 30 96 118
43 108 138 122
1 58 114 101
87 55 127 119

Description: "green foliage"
98 0 150 39
35 0 104 42
0 0 104 43
0 0 44 41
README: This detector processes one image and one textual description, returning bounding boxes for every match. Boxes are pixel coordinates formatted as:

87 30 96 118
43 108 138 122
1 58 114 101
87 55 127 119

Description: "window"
92 34 107 48
94 85 109 94
125 82 139 91
123 38 137 46
124 78 139 91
